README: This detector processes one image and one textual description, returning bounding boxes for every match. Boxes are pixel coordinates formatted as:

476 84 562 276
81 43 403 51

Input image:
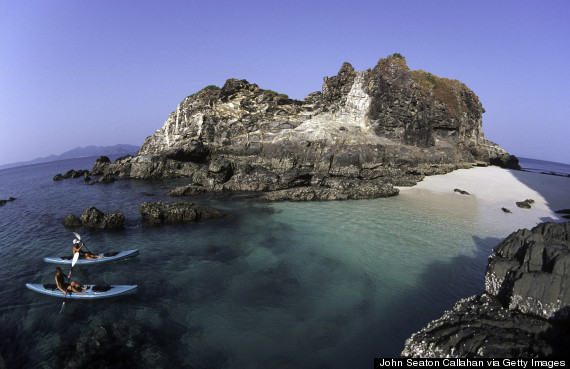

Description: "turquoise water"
0 157 550 368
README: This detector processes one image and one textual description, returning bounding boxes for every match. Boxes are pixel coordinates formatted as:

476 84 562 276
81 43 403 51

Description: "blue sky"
1 0 569 165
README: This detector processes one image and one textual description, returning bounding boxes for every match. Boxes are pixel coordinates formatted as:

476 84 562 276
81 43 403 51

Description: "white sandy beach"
397 166 570 236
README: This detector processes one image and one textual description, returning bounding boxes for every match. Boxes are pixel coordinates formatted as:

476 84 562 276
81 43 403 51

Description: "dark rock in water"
53 169 90 181
502 207 512 213
90 156 111 175
0 197 16 206
89 173 116 184
140 201 227 225
79 207 124 229
62 214 82 228
63 207 124 230
88 55 519 200
453 188 470 195
402 221 570 358
516 199 535 209
555 209 570 214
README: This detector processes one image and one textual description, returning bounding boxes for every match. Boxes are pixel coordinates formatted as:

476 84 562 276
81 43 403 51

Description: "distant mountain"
0 144 140 170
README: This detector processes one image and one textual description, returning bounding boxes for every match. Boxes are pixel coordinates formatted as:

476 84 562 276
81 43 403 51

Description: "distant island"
0 144 139 170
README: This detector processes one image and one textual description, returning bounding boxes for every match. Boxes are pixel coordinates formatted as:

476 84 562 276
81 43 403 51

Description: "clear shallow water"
0 157 560 368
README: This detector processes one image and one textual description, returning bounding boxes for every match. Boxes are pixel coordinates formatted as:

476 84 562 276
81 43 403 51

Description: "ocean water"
0 157 566 368
518 157 570 176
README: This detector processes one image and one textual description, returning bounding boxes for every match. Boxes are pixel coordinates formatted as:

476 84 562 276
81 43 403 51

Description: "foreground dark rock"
402 222 570 358
89 55 519 201
139 201 227 225
63 207 124 230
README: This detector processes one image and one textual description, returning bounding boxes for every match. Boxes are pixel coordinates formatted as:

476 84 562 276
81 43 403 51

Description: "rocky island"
88 54 519 200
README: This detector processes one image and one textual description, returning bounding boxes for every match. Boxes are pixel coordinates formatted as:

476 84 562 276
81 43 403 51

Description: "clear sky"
1 0 569 166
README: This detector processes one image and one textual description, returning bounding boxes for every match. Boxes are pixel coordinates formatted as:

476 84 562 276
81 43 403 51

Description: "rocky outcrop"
402 222 570 358
53 169 90 181
63 207 124 230
90 54 519 200
139 201 227 225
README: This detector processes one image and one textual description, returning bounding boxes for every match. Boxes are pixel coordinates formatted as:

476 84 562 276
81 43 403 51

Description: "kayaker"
55 267 87 295
72 239 102 259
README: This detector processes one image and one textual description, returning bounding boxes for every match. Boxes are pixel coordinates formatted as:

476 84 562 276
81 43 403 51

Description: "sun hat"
73 239 79 244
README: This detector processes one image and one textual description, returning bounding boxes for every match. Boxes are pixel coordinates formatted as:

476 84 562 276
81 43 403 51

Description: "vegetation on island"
264 89 289 99
410 69 472 119
187 85 221 99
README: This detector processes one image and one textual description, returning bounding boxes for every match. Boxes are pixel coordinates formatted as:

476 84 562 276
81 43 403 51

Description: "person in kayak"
55 267 87 295
72 239 102 259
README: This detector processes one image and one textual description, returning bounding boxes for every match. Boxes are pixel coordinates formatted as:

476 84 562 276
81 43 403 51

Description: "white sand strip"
397 166 570 235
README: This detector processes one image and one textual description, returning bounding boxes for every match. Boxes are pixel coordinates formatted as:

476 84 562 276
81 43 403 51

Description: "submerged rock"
402 222 570 358
88 55 519 201
139 201 227 225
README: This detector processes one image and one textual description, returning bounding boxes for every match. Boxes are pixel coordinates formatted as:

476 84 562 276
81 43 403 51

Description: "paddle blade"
73 232 81 241
71 252 80 267
68 252 80 278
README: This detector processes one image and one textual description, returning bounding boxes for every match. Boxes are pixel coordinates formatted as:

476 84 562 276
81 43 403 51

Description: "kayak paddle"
67 252 80 279
60 252 80 313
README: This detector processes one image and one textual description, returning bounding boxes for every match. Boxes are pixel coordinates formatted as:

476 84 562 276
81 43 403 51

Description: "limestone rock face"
402 222 570 358
92 55 519 200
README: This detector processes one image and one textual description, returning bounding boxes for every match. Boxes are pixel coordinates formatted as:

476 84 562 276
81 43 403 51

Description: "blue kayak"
26 283 137 299
43 249 139 265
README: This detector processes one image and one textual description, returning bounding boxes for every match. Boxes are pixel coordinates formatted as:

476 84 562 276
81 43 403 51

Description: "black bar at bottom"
374 358 568 368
